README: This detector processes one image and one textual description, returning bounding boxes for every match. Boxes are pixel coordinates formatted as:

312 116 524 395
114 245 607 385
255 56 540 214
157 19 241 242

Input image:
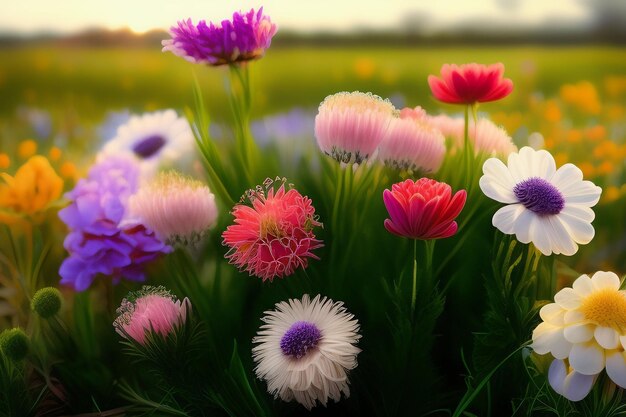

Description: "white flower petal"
591 271 621 291
509 147 556 181
594 326 620 349
564 309 586 325
530 216 553 256
569 342 605 375
532 323 569 357
562 371 596 402
513 209 536 245
539 303 565 326
556 211 595 245
554 288 582 309
562 180 602 206
492 204 525 234
479 158 517 203
564 323 594 343
606 351 626 389
560 205 595 223
548 359 567 395
548 359 596 402
572 274 594 297
549 163 583 192
546 216 578 256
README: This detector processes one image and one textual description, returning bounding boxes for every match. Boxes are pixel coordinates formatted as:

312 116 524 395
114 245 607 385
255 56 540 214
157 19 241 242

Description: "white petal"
606 351 626 389
564 323 594 343
492 204 525 234
548 358 595 401
513 209 536 245
562 371 596 402
560 205 595 223
572 274 594 297
554 288 582 309
546 216 578 256
591 271 621 291
479 158 516 203
530 216 553 256
509 147 556 181
569 342 605 375
556 211 595 245
594 326 620 349
548 359 567 395
532 323 569 357
562 180 602 206
564 309 586 325
549 163 583 192
540 303 565 326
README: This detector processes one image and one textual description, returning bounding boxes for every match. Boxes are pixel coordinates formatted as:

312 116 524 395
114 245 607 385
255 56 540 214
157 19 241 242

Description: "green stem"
411 239 418 317
228 64 257 185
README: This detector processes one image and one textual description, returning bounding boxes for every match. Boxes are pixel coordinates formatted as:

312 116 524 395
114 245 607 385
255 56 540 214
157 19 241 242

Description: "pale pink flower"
315 91 395 164
427 115 517 157
126 171 218 246
113 286 190 345
377 111 446 173
222 180 323 281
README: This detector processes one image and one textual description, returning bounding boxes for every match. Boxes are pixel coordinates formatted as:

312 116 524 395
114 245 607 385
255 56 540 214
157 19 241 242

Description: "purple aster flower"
58 156 171 291
162 7 277 66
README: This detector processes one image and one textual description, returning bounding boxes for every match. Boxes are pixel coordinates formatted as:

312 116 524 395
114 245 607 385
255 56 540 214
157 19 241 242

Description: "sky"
0 0 601 35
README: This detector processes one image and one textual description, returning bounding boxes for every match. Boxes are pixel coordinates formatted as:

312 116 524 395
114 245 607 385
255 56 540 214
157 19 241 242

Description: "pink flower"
383 178 467 239
315 91 395 164
222 181 323 281
377 113 446 173
427 115 517 157
113 286 190 345
127 172 218 246
428 63 513 104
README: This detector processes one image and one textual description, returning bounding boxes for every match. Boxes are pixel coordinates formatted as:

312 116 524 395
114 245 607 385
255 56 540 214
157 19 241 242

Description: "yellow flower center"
580 289 626 332
259 215 283 239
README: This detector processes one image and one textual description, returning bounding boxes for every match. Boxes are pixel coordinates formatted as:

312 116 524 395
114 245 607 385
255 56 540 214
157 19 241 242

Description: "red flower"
428 63 513 104
383 178 466 240
222 183 323 281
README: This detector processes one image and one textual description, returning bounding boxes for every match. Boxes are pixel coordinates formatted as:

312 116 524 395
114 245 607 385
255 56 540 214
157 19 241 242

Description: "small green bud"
0 328 29 361
31 287 63 318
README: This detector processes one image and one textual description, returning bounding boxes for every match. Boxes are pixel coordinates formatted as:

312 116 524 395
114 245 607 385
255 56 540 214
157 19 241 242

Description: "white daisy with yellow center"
532 271 626 401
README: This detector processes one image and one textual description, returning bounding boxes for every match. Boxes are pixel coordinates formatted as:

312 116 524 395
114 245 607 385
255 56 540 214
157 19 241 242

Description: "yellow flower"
560 81 601 115
0 156 63 216
17 140 38 159
532 272 626 401
0 153 10 169
48 146 62 162
60 161 79 181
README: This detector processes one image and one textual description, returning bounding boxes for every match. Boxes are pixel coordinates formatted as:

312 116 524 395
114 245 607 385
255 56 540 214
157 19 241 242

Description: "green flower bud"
0 328 29 361
31 287 63 318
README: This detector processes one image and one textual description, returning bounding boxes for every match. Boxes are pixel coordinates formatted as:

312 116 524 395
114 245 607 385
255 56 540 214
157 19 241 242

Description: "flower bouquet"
1 7 625 417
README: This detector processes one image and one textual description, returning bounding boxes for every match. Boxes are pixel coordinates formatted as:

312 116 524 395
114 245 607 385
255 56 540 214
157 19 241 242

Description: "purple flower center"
280 321 321 359
513 177 564 215
132 135 166 159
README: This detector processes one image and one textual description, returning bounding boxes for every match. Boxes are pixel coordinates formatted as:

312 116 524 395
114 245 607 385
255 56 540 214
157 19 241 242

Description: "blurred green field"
1 44 625 124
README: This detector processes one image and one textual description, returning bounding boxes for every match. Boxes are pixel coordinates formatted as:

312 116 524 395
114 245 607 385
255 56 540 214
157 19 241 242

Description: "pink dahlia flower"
222 182 323 281
315 91 395 164
377 109 446 173
162 8 277 66
428 63 513 104
113 286 190 345
383 178 467 240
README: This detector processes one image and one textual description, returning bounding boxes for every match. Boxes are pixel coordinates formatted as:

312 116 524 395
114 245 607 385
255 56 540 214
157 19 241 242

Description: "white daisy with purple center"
479 146 602 256
97 109 195 179
252 294 361 410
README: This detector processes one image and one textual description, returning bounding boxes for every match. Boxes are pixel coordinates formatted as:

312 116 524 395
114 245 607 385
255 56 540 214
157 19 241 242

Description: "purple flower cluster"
58 156 171 291
162 7 277 66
